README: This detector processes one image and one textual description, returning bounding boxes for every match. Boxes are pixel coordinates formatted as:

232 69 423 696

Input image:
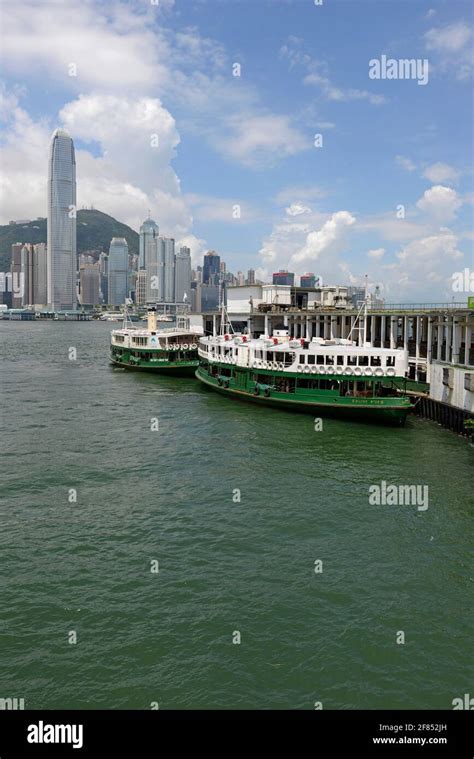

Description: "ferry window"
115 335 125 343
371 356 381 366
316 355 324 363
298 379 317 389
386 355 395 367
358 356 369 366
326 356 334 365
347 355 357 365
299 355 305 364
308 354 315 365
337 355 344 366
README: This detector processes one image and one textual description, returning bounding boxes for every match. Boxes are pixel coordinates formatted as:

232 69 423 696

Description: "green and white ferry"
196 309 412 425
110 307 201 376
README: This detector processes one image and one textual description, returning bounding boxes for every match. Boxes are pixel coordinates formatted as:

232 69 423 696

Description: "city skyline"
0 0 472 303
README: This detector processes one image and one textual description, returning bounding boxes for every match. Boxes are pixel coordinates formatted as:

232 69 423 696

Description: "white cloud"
0 88 196 241
422 162 460 184
396 155 416 172
292 212 356 264
1 0 308 171
211 113 309 168
416 185 462 222
281 38 387 105
390 231 464 295
367 248 385 259
285 203 312 216
184 193 260 223
274 185 326 205
1 0 169 94
425 22 472 53
425 22 473 80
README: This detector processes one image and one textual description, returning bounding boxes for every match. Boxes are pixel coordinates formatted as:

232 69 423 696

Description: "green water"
0 321 472 710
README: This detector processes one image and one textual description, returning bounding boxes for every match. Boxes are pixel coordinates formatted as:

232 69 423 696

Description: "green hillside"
0 209 139 271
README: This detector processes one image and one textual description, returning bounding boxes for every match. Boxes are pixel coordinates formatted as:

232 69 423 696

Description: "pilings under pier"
412 394 474 438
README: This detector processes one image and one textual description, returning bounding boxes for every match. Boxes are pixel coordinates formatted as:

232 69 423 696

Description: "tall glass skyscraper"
108 237 129 306
203 251 220 285
139 217 159 269
47 128 77 310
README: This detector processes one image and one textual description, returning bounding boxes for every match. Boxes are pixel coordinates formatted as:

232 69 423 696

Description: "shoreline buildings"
137 216 191 307
47 128 77 310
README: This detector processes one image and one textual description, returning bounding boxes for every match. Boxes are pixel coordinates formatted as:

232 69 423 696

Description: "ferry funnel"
147 308 157 332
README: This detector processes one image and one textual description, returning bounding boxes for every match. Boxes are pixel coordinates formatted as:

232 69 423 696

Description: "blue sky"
0 0 473 300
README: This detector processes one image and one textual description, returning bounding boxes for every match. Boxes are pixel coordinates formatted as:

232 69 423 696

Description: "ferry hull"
196 369 412 426
110 357 198 377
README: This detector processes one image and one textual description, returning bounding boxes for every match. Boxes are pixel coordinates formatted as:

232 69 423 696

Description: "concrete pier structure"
204 288 474 417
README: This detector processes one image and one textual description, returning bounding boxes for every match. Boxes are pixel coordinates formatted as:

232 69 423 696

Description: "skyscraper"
175 246 191 303
47 128 77 310
247 269 255 285
9 243 23 308
108 237 129 306
139 217 159 269
33 243 47 306
162 238 176 302
203 251 220 285
79 263 100 305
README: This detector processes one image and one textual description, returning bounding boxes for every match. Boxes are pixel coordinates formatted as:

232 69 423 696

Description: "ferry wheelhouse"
110 307 201 376
196 324 413 425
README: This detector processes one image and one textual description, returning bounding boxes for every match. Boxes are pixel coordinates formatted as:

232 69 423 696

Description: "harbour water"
1 321 472 709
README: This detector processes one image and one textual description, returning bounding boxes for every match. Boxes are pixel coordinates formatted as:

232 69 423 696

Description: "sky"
0 0 473 300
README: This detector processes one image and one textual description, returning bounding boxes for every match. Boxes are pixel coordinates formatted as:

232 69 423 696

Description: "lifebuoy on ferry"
278 362 284 371
190 343 197 349
375 367 384 377
297 365 303 373
386 367 396 377
354 367 362 376
311 366 317 374
224 334 229 341
182 344 188 350
303 365 310 373
344 367 353 376
318 365 326 374
364 367 373 377
336 366 344 375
